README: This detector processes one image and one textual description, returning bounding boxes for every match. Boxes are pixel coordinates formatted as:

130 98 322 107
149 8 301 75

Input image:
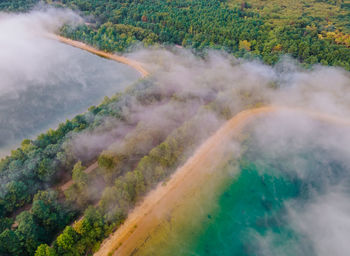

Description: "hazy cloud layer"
248 111 350 256
2 8 350 255
123 49 350 256
0 9 138 154
0 8 81 94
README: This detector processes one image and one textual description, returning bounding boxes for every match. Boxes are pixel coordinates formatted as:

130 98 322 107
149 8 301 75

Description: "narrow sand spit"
51 35 350 255
94 106 279 256
54 35 149 78
94 106 350 256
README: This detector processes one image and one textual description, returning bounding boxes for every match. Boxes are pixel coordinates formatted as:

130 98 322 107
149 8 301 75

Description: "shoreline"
94 106 350 256
54 35 149 78
94 106 279 256
52 35 350 256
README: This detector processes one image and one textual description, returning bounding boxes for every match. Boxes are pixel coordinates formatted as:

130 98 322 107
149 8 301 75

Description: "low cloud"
2 8 350 255
0 9 137 153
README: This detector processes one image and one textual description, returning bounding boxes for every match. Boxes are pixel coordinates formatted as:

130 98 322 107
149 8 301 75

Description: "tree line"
1 0 349 69
55 0 350 70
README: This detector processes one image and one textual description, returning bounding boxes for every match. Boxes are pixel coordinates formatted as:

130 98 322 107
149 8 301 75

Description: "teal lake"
135 115 350 256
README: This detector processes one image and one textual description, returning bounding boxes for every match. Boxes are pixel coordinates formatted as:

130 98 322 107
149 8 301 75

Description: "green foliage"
98 153 115 170
0 79 160 255
0 217 13 233
0 229 21 256
47 207 107 256
0 0 39 12
65 162 90 207
16 211 46 255
35 244 57 256
52 0 350 69
0 188 76 255
56 226 79 254
0 0 349 254
0 80 153 222
45 91 220 255
72 161 87 189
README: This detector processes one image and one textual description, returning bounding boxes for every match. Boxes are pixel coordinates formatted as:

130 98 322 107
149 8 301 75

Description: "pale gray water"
0 40 139 156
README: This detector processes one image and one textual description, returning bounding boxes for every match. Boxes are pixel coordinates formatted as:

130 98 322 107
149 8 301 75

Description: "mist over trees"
0 0 349 255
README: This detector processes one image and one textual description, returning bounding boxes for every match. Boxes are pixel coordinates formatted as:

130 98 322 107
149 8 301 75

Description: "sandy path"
54 35 149 78
94 105 350 256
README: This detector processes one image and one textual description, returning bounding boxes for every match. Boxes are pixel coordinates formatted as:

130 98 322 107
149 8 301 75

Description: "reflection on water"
0 41 138 156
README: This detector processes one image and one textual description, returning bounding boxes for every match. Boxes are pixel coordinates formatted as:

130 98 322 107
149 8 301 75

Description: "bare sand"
94 106 350 256
51 34 350 255
93 106 279 256
54 35 149 78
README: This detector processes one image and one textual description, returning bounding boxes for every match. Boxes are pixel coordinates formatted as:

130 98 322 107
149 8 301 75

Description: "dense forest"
58 0 350 70
1 0 348 69
0 0 349 255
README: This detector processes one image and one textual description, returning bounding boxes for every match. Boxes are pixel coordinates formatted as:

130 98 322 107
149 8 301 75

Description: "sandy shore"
93 105 350 256
94 106 280 256
51 34 350 256
54 35 149 78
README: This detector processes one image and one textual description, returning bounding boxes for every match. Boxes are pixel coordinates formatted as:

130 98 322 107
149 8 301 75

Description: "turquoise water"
135 116 350 256
190 162 312 256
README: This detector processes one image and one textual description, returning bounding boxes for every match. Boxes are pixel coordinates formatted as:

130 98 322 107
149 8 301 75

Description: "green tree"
35 244 57 256
98 152 115 170
72 161 87 190
16 211 45 255
56 226 79 254
0 229 21 255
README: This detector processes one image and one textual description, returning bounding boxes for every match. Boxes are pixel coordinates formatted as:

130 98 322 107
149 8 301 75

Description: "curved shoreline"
94 106 350 256
54 35 149 78
49 35 350 255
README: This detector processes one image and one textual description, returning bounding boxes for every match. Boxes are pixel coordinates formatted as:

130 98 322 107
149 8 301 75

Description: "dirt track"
93 106 350 256
55 35 149 78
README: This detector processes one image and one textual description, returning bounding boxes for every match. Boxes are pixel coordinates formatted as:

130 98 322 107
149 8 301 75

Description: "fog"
3 7 350 256
247 111 350 256
119 49 350 255
0 9 139 156
58 41 350 255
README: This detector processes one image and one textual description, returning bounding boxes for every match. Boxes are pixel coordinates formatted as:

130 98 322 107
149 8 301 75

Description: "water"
134 114 350 256
0 41 139 156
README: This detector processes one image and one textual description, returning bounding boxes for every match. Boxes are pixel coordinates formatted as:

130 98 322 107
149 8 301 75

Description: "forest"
0 0 349 255
58 0 349 70
1 0 348 69
0 72 246 255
